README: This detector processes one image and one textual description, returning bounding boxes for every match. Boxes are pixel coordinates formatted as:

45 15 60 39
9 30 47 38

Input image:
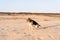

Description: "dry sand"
0 14 60 40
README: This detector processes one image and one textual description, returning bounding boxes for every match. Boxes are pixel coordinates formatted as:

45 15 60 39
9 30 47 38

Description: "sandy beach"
0 13 60 40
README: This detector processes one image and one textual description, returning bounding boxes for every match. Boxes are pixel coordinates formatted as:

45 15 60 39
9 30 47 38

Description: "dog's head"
27 18 32 22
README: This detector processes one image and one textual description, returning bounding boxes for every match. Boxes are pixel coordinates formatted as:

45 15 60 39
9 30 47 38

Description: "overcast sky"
0 0 60 13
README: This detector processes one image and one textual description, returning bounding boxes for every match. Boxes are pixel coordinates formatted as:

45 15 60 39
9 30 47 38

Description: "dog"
27 18 41 29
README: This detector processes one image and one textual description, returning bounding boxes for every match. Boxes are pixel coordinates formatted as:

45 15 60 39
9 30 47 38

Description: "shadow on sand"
47 24 60 28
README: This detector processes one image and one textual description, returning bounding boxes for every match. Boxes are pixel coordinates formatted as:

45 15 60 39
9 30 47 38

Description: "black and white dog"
27 18 41 29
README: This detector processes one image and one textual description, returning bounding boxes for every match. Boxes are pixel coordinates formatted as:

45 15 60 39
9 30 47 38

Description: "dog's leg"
36 25 41 29
32 25 40 30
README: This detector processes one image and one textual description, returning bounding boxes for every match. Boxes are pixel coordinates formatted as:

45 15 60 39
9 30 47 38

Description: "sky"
0 0 60 13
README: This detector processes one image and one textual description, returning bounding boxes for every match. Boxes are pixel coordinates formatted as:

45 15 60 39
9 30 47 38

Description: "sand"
0 14 60 40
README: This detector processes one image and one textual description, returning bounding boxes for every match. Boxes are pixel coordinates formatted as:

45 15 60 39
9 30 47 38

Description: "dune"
0 13 60 40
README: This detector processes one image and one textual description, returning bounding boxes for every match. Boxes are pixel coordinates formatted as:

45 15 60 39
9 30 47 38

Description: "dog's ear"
28 18 31 20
